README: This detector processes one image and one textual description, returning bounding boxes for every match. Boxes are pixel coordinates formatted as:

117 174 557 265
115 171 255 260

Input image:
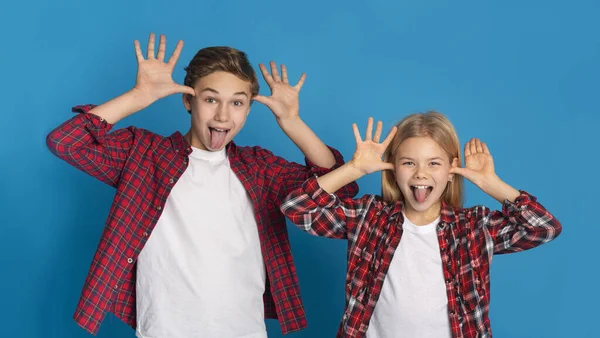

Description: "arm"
281 176 376 239
281 118 397 238
318 118 398 193
259 145 359 203
451 139 562 253
253 61 335 169
471 192 562 254
46 33 195 186
46 105 135 187
277 117 335 168
81 33 195 125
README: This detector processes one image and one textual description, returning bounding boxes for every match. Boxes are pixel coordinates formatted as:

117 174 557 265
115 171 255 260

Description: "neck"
185 130 207 150
403 200 441 226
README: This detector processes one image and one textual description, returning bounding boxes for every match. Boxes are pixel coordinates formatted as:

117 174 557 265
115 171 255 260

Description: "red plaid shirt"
46 105 359 336
281 177 562 338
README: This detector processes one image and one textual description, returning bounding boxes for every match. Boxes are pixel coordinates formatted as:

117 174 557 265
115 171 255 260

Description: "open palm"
253 61 306 120
451 138 496 186
133 33 195 102
350 118 398 174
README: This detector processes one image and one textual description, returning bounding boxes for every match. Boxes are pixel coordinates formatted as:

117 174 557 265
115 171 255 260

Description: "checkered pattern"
281 176 562 338
46 105 359 335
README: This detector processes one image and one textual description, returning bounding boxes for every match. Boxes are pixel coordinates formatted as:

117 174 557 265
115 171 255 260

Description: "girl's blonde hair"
381 111 464 208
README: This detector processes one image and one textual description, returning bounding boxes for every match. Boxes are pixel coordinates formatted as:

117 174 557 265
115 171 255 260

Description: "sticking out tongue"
210 128 227 149
413 187 432 203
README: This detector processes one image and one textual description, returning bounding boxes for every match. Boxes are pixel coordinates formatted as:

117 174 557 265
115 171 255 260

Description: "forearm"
480 175 521 204
278 117 336 169
317 162 364 194
88 88 155 124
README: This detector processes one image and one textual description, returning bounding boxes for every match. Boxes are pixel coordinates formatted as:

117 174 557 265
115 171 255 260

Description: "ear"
449 157 459 181
182 93 192 113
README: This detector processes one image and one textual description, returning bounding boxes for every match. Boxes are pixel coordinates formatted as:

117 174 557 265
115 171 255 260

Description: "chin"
407 201 432 212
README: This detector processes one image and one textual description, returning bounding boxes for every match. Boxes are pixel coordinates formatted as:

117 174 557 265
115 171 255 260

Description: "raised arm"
452 139 562 253
254 61 335 169
281 118 397 238
46 33 195 186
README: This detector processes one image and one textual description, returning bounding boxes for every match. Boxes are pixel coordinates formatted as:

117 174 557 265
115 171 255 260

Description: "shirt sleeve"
46 104 136 187
469 191 563 254
280 176 375 239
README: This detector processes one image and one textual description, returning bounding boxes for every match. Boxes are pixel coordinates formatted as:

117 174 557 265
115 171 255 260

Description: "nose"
413 166 428 180
215 103 230 122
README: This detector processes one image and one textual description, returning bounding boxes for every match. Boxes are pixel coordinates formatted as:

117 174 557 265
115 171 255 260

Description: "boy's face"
183 71 252 151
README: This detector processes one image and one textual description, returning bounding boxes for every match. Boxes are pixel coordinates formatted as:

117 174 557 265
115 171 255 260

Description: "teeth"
412 185 431 189
212 128 227 132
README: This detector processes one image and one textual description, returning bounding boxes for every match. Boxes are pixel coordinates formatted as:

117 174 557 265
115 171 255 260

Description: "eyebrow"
200 87 249 98
398 156 445 161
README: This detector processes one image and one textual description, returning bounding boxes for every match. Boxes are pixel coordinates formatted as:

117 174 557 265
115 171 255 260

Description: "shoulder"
229 142 285 164
446 204 492 232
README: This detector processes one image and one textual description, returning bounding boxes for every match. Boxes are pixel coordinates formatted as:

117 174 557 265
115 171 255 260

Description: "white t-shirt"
135 147 267 338
366 214 452 338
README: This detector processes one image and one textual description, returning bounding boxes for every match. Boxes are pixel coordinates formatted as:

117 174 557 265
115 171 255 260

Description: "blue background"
1 0 598 337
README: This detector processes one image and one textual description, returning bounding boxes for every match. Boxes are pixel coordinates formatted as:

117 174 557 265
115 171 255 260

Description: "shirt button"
127 258 133 264
114 284 119 289
445 279 451 284
156 205 162 210
175 149 179 153
169 178 174 184
143 232 149 237
450 310 456 316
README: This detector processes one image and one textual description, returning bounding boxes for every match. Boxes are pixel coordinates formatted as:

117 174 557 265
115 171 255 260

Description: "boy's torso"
74 127 304 335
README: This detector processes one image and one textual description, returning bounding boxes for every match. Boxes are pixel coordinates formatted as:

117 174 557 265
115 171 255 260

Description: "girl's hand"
349 117 397 174
450 138 497 187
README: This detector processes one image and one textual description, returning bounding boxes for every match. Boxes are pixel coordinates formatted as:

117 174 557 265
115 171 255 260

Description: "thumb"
253 94 271 106
449 166 468 176
381 162 395 171
177 85 196 97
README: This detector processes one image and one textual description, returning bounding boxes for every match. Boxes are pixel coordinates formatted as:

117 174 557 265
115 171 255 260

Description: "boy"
47 33 358 337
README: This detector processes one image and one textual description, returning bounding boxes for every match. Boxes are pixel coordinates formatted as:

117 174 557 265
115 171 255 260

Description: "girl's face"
394 136 456 221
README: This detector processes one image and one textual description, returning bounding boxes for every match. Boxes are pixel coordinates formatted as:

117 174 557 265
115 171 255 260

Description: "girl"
281 112 562 338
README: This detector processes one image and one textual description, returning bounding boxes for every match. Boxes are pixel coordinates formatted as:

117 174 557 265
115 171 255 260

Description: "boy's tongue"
413 187 431 203
210 128 227 149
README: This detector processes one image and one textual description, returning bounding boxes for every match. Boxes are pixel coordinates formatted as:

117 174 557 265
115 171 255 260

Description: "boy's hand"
349 118 398 174
254 61 306 122
133 33 195 104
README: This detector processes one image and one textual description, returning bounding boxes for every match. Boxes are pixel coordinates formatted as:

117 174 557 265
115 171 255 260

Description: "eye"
233 100 244 107
205 97 217 104
430 162 441 166
402 161 414 166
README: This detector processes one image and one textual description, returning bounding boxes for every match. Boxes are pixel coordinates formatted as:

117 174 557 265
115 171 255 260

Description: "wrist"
479 174 502 192
129 87 158 109
346 161 367 180
276 114 302 129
